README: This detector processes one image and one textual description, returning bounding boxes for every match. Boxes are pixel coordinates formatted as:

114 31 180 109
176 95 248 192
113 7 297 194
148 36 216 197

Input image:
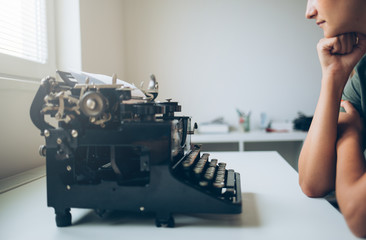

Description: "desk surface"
0 152 359 240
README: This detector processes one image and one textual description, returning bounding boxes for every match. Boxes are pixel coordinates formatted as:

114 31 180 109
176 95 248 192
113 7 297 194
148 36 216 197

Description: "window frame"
0 0 55 80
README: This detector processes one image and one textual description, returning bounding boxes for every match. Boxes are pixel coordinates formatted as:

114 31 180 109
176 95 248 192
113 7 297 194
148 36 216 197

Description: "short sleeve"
341 55 366 118
341 71 362 114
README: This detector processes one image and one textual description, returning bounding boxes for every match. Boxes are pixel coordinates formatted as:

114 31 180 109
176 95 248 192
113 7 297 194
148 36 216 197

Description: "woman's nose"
305 0 317 19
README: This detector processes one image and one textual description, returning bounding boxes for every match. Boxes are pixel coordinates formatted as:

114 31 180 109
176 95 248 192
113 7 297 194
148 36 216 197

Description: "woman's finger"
341 100 357 114
330 37 342 54
331 33 357 55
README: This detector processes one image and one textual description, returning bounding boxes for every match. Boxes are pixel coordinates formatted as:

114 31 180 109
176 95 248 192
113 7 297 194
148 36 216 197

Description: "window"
0 0 55 79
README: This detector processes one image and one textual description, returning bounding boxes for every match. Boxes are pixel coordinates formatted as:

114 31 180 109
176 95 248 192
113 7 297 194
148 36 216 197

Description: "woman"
298 0 366 237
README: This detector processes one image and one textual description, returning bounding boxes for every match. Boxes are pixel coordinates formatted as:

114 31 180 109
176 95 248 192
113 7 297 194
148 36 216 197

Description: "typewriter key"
218 162 227 168
213 179 225 188
210 159 218 167
202 159 218 180
204 166 216 180
182 149 200 168
199 180 209 187
213 167 226 188
193 153 209 175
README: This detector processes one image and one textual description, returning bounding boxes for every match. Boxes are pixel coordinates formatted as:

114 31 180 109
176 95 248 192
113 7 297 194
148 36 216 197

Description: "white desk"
0 152 359 240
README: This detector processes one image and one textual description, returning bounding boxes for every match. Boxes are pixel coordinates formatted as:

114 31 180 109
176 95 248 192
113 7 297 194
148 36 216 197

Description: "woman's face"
306 0 364 37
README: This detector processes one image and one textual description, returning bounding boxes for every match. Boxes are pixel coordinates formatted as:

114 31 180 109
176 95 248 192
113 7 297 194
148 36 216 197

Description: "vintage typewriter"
30 71 242 227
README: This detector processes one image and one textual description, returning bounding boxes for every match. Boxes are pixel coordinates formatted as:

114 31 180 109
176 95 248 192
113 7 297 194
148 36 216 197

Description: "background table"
0 151 360 240
191 131 307 170
191 131 307 151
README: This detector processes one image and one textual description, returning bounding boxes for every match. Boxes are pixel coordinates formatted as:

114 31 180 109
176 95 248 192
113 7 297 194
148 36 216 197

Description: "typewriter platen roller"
30 71 242 227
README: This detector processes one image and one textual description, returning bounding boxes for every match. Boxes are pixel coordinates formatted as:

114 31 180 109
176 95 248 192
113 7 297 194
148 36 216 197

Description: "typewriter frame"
30 72 242 227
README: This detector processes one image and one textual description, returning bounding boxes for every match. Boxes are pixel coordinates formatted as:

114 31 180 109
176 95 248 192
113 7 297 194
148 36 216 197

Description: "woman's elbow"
299 177 332 198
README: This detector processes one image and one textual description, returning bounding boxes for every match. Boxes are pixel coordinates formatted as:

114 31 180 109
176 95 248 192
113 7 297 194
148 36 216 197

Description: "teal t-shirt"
342 55 366 118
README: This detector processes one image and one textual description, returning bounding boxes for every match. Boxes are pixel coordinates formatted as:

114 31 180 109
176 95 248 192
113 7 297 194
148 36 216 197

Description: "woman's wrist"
322 69 350 82
320 75 346 100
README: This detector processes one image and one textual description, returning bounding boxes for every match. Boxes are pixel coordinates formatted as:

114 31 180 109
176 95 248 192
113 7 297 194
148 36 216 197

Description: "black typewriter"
30 71 242 227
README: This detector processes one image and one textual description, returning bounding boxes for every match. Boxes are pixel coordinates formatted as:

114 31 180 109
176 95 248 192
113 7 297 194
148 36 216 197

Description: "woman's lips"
317 21 325 26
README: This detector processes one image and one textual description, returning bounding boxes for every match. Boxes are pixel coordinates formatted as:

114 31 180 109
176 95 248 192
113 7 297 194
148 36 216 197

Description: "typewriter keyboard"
174 148 237 199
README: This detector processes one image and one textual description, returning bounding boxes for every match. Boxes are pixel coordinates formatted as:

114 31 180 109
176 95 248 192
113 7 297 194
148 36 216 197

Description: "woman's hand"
317 33 366 87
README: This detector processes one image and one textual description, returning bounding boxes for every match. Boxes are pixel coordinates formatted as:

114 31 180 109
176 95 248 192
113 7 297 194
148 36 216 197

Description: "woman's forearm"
336 131 366 237
298 79 344 197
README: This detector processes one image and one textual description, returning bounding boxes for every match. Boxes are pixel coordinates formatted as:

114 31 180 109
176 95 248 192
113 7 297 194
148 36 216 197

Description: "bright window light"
0 0 47 64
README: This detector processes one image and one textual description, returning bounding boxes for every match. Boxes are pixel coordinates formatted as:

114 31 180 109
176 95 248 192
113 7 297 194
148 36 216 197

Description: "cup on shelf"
239 115 250 132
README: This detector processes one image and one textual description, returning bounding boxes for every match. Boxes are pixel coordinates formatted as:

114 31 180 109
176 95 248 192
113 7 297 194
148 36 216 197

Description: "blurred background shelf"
191 130 307 171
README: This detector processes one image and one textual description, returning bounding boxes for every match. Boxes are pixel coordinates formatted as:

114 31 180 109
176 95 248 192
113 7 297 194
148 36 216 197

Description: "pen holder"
239 116 250 132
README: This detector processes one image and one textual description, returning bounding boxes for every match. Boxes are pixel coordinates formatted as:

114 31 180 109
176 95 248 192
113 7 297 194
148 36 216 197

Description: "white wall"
0 79 44 179
55 0 82 71
79 0 125 78
120 0 323 129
